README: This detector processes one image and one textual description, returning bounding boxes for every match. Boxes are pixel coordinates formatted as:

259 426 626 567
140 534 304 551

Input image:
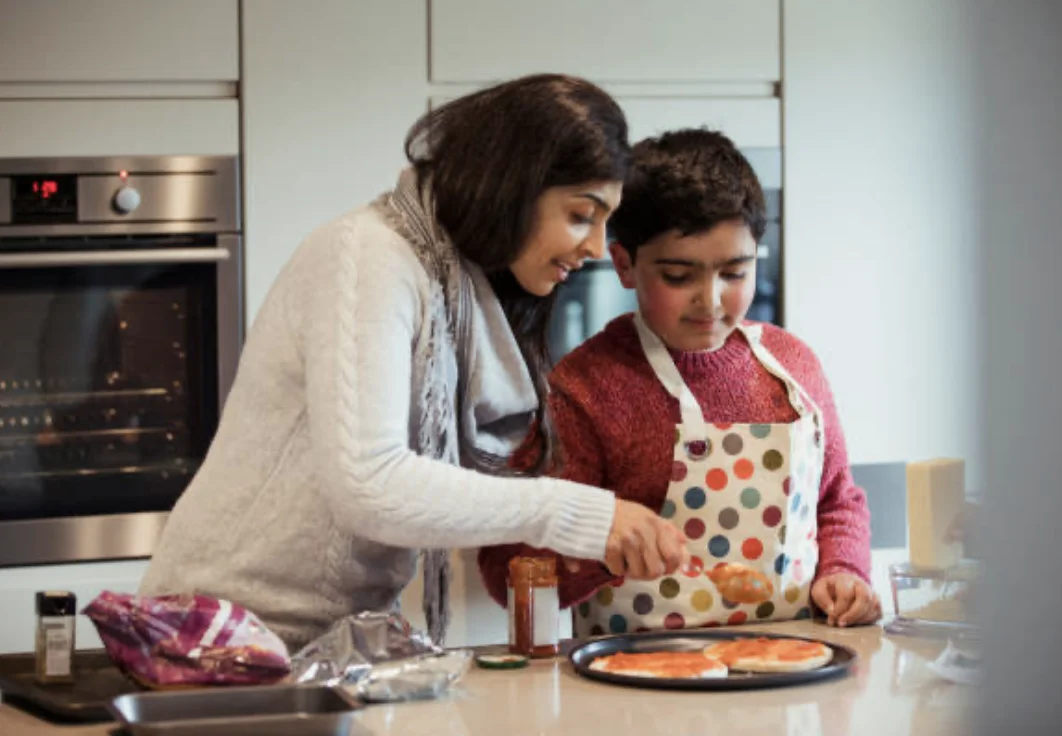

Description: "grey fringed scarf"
371 168 537 644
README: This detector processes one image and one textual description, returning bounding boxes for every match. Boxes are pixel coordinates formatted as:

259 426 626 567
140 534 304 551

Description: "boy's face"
610 219 757 352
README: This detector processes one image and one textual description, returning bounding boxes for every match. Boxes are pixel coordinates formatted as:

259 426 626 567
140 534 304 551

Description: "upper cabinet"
0 0 238 82
620 98 780 148
430 0 780 83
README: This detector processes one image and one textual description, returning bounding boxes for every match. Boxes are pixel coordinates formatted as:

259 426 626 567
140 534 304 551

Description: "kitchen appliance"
548 147 783 360
0 156 242 567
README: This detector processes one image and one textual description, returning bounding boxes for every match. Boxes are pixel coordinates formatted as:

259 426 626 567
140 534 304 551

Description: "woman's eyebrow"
576 193 612 213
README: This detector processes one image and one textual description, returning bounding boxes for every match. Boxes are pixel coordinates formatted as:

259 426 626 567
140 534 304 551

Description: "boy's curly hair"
609 128 767 260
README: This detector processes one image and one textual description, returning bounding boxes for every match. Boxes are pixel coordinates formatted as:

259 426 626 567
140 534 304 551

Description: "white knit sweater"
139 205 616 649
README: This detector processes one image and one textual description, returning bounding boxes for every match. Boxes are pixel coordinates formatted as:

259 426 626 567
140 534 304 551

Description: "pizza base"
589 651 728 679
702 638 833 673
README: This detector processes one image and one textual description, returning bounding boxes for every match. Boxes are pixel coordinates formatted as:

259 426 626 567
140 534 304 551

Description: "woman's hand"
811 573 882 627
604 499 688 579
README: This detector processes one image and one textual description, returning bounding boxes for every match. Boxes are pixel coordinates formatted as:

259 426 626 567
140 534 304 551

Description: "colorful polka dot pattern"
574 400 825 636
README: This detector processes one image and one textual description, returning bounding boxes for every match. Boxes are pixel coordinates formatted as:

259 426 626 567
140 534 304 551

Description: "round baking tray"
569 630 857 691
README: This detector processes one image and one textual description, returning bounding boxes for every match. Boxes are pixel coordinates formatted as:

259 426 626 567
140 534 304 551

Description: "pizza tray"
569 630 856 691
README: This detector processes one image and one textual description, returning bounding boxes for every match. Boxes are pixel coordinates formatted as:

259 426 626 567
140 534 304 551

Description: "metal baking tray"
570 630 857 691
108 683 367 736
0 649 136 723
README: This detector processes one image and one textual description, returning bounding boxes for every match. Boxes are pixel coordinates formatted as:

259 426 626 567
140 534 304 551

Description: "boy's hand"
811 573 882 627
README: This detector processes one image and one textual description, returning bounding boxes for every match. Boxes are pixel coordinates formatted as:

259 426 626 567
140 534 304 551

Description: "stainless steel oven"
0 156 241 567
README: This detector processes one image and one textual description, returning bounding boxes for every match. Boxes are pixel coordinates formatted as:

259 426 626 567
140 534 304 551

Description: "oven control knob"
113 186 142 215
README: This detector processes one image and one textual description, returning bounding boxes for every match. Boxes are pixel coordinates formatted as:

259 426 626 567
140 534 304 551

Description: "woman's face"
509 181 623 296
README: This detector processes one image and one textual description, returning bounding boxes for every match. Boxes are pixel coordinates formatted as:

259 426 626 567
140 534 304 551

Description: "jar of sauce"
507 556 560 658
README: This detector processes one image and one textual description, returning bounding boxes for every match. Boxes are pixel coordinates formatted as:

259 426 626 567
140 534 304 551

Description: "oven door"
0 234 240 566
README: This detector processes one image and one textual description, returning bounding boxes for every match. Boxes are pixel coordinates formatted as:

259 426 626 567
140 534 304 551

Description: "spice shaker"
35 591 76 685
507 556 560 658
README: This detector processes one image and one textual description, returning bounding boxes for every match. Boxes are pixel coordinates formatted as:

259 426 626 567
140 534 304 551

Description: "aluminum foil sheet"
290 611 472 703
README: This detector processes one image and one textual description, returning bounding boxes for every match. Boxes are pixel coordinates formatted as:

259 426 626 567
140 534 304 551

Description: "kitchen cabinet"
429 93 780 148
240 0 429 321
0 0 238 82
430 0 780 83
0 99 238 157
620 97 780 147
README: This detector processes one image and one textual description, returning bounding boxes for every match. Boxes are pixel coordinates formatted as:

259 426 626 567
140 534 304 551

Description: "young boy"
478 128 880 634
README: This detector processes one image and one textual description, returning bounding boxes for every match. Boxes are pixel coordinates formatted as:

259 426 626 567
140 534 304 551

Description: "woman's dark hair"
609 128 767 261
405 74 631 474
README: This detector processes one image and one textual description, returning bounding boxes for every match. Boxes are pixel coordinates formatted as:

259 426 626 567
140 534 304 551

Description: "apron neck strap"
736 323 821 419
633 312 707 429
633 313 822 424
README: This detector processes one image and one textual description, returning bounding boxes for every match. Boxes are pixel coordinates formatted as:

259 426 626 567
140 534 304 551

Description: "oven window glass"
0 261 218 521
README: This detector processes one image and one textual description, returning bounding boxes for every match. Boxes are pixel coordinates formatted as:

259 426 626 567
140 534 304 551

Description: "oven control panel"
0 156 239 235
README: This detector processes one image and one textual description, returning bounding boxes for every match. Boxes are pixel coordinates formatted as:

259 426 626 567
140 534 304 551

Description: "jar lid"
36 591 76 616
475 653 529 670
508 556 558 584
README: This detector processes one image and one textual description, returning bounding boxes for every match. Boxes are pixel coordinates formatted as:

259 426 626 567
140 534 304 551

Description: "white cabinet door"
620 98 780 148
0 0 238 82
430 0 780 83
0 99 239 157
241 0 428 322
429 94 779 148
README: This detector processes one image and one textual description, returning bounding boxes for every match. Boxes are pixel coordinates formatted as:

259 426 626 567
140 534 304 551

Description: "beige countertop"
0 621 972 736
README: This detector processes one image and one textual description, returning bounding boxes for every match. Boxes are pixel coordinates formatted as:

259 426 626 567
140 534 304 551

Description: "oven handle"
0 247 231 269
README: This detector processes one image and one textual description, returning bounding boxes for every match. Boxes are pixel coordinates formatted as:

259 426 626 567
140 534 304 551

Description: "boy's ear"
609 242 637 289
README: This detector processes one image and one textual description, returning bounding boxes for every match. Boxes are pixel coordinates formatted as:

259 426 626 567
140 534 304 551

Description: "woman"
140 74 687 649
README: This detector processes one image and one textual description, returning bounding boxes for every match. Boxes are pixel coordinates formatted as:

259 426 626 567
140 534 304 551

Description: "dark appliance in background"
0 156 242 567
548 147 783 360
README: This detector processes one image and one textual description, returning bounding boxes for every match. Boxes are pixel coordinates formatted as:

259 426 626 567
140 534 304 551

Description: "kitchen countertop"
0 621 972 735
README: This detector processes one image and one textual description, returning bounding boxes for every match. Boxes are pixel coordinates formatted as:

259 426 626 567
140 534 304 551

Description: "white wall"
782 0 982 482
0 561 149 654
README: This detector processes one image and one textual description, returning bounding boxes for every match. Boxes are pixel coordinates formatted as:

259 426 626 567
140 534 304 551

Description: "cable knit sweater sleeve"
301 214 616 560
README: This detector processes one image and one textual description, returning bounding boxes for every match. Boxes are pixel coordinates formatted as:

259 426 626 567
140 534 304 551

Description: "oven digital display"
11 174 78 224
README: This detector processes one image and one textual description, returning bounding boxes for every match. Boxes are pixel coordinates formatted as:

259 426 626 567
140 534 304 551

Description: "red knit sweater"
478 314 872 609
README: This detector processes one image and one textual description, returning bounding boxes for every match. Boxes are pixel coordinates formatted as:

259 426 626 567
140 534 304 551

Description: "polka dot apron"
575 314 826 637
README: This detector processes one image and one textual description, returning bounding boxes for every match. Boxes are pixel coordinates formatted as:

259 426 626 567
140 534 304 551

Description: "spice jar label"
42 616 73 677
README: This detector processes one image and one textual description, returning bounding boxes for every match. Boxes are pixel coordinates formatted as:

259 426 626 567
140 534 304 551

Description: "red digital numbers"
31 180 60 199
